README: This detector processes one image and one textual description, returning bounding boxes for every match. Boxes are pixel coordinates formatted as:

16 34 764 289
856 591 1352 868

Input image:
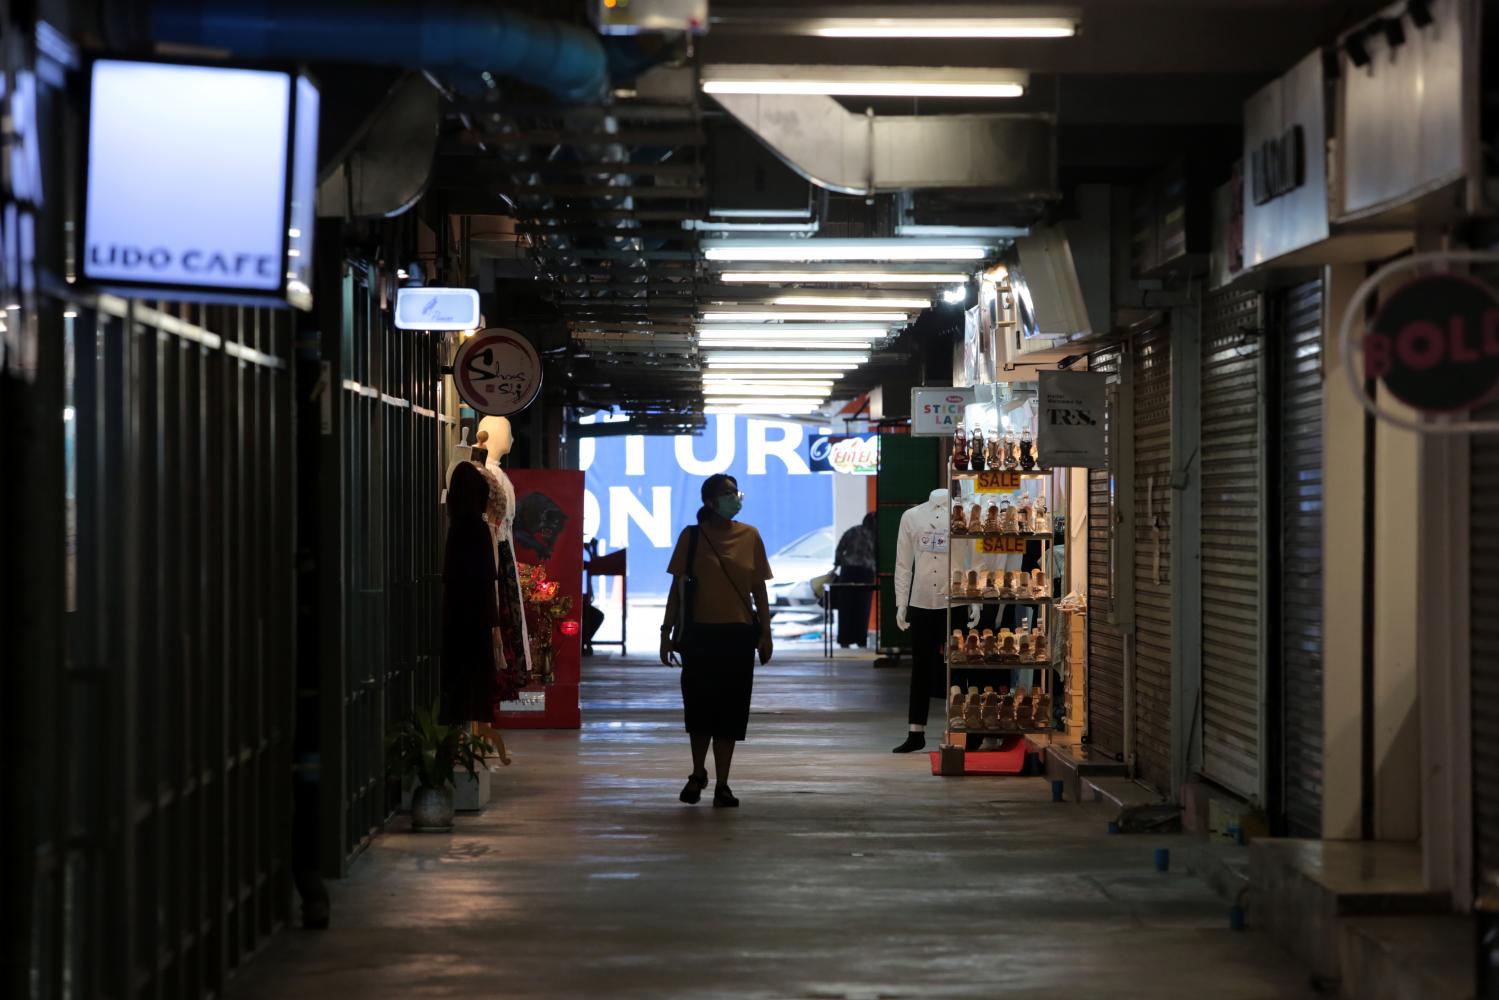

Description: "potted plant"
385 700 497 833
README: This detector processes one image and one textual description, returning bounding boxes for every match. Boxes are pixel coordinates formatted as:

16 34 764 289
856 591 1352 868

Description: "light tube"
704 79 1023 98
705 403 824 415
810 19 1076 39
694 324 891 337
703 384 829 397
706 361 861 370
697 338 875 350
770 294 932 309
720 271 971 284
704 241 988 262
699 310 909 323
702 371 843 381
704 352 869 364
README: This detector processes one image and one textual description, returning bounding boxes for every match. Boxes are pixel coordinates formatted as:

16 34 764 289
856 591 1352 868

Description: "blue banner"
581 414 833 597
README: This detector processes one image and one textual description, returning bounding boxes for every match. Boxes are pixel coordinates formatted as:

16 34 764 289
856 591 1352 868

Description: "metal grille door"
1200 288 1266 802
1279 280 1325 836
1133 326 1173 793
1087 345 1127 758
1472 409 1499 910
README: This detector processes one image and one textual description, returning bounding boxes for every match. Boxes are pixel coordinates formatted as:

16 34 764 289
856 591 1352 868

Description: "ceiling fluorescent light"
702 371 843 381
700 310 909 323
704 239 989 262
703 384 829 397
705 354 869 366
697 338 875 350
706 360 862 370
694 324 890 338
810 18 1077 39
720 271 970 284
702 65 1027 99
770 295 932 309
705 403 823 415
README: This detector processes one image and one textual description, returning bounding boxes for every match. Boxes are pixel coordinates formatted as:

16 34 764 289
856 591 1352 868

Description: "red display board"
497 469 583 729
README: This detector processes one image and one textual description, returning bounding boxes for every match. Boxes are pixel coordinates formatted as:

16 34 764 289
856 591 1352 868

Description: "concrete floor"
228 651 1316 1000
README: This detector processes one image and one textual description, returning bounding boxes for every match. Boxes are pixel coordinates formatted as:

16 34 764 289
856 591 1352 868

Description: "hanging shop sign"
1334 0 1472 223
453 328 542 416
394 287 481 331
79 58 319 310
1362 272 1499 414
1338 251 1499 434
911 386 976 437
1242 50 1331 267
1037 370 1107 467
809 434 879 475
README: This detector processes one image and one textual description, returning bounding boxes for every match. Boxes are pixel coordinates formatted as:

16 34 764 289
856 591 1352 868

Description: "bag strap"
699 528 760 625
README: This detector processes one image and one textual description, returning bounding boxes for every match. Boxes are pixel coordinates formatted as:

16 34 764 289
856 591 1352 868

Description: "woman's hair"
697 473 738 524
862 511 877 531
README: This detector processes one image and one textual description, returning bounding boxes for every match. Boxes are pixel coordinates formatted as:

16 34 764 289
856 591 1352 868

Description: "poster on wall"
809 434 879 475
497 469 583 730
1037 370 1107 467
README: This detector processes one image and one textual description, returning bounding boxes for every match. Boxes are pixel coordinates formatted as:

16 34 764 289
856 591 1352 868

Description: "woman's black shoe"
712 784 739 808
679 771 708 804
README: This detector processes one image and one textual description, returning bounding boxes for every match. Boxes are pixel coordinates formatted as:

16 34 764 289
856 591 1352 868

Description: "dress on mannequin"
476 416 532 685
441 462 505 723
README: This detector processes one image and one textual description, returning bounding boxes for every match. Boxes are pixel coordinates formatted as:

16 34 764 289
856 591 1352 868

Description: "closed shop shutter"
1133 325 1173 793
1200 288 1266 801
1472 408 1499 906
1087 344 1127 758
1279 279 1325 837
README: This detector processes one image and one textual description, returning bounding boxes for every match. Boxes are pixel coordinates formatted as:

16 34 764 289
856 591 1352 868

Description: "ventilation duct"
140 0 610 104
707 91 1056 198
318 74 440 219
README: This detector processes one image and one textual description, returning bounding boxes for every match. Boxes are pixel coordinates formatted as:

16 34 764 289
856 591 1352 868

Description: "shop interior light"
700 310 909 323
942 285 969 304
702 371 842 382
696 338 876 350
769 294 932 309
720 270 971 284
703 384 829 397
702 65 1027 99
806 17 1077 39
704 240 989 263
706 360 861 370
694 324 891 337
704 402 825 415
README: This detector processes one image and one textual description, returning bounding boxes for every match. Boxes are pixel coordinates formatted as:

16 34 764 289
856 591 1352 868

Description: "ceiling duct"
318 74 440 219
707 91 1057 198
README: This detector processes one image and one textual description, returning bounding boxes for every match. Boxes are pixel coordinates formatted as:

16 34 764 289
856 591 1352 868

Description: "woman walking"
831 511 877 648
660 474 774 808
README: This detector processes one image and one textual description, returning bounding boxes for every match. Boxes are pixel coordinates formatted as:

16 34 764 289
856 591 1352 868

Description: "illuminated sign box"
394 287 481 331
79 58 320 310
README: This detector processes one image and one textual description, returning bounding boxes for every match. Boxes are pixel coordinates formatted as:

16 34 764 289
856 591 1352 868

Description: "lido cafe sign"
79 58 320 310
1342 252 1499 433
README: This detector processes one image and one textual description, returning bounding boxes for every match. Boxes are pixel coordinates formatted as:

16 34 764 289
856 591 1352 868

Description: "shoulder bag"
699 529 763 636
670 526 700 649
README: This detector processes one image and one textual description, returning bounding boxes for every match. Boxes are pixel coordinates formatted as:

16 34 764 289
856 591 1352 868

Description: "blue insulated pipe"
149 0 610 104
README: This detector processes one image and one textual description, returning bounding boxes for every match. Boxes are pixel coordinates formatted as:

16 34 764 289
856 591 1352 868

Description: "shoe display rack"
942 422 1071 741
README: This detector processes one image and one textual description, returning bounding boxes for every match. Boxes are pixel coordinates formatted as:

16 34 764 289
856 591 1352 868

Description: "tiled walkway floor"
227 651 1314 999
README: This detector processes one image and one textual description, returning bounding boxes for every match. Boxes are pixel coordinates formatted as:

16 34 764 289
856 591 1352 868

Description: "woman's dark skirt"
679 623 758 741
832 566 875 646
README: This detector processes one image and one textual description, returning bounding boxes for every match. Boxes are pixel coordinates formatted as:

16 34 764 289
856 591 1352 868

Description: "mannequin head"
477 416 513 460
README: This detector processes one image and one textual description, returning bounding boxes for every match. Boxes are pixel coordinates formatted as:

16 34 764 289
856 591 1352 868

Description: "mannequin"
475 415 532 684
891 488 952 753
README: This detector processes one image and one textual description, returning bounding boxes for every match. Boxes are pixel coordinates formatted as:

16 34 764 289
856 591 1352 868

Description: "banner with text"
1037 370 1107 468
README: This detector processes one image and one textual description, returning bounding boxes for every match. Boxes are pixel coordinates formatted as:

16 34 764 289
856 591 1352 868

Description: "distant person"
660 474 774 808
832 512 878 648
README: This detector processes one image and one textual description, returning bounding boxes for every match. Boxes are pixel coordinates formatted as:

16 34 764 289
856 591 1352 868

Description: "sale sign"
974 470 1021 493
975 535 1027 555
1363 273 1499 414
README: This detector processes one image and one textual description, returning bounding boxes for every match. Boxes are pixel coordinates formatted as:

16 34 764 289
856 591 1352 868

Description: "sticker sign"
911 386 976 437
1037 370 1107 468
453 328 542 416
975 535 1027 555
974 470 1021 493
1362 273 1499 414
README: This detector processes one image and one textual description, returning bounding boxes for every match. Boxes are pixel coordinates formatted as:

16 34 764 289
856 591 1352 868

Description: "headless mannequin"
891 488 952 753
475 416 533 683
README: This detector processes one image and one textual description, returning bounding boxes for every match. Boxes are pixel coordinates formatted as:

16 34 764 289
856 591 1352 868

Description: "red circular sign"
1363 273 1499 415
452 328 542 416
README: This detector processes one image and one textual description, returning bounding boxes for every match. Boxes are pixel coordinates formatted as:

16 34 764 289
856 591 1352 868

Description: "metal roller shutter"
1279 279 1325 837
1200 288 1266 801
1087 345 1126 758
1133 326 1173 793
1472 406 1499 909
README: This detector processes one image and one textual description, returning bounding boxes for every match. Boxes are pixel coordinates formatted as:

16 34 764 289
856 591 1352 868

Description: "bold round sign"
452 328 542 416
1363 273 1499 415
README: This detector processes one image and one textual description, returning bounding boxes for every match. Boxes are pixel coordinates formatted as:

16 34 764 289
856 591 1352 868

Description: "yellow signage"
975 535 1027 555
973 470 1021 493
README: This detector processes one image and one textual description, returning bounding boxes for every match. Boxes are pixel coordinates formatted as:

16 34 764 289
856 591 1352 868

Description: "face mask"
715 494 743 519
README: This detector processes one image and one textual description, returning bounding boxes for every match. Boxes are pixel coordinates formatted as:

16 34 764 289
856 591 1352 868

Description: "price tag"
974 470 1021 493
975 535 1027 555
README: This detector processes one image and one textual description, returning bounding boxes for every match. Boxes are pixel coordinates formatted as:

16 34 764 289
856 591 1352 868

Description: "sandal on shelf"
679 771 708 804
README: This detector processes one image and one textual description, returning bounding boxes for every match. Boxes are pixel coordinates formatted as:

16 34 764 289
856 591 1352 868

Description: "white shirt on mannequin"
894 489 951 627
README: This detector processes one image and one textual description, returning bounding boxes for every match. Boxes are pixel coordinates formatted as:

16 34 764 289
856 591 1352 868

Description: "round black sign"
1363 273 1499 415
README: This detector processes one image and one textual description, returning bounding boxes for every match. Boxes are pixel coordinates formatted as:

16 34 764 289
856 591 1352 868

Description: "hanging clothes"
479 463 532 693
441 462 505 723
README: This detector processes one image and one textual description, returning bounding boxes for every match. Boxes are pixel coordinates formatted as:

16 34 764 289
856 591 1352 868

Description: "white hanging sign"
911 387 976 437
1037 370 1107 468
394 287 481 331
